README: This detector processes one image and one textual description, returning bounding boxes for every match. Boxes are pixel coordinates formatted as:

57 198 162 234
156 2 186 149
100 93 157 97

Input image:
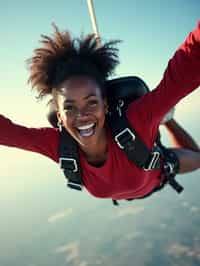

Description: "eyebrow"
63 93 97 104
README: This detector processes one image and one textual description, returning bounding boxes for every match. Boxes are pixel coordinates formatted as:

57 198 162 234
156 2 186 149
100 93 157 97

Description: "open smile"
76 123 96 137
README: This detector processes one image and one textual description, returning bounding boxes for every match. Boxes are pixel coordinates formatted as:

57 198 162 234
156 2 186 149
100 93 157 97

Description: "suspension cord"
86 0 101 42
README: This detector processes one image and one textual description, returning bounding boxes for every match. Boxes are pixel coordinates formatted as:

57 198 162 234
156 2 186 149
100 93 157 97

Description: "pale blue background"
0 1 199 265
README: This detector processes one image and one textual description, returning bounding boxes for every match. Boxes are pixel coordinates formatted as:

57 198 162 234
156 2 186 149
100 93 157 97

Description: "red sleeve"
140 21 200 124
0 114 59 162
127 21 200 147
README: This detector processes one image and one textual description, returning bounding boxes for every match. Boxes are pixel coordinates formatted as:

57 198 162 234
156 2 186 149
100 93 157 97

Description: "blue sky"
0 0 199 182
0 3 200 264
0 1 199 98
0 1 199 95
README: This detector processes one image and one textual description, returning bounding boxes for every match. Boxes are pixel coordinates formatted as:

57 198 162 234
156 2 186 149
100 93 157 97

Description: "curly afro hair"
27 23 120 99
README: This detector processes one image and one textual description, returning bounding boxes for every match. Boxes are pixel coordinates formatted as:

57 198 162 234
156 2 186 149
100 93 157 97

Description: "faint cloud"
159 223 167 230
112 206 145 219
79 261 89 266
145 242 154 250
95 259 103 265
55 241 80 263
125 231 142 240
168 243 200 260
48 208 73 223
181 201 200 213
182 201 189 208
190 206 200 213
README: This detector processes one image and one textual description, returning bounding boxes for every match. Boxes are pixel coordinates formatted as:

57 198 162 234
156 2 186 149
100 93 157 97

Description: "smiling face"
56 76 108 150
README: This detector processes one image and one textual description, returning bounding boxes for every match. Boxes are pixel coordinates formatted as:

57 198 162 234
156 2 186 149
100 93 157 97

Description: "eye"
64 105 77 115
64 105 74 111
88 99 98 106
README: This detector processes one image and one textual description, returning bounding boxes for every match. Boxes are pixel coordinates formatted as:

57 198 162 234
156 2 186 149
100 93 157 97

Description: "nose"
76 107 90 119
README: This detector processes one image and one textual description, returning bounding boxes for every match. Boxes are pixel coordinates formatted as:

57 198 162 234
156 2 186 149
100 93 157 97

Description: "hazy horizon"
0 1 199 265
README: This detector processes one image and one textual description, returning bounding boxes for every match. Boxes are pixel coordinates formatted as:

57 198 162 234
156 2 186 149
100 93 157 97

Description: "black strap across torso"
59 127 83 190
56 76 183 202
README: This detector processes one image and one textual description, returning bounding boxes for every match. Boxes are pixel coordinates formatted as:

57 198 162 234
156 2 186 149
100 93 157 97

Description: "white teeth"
77 123 95 130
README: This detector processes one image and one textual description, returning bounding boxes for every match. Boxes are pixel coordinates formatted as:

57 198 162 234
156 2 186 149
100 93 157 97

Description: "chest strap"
59 127 83 190
59 110 183 196
107 102 161 170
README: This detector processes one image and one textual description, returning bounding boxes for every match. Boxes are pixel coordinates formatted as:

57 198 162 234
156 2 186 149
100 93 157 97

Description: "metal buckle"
164 162 174 175
115 128 135 149
116 99 124 117
59 157 78 172
144 151 160 171
67 181 82 190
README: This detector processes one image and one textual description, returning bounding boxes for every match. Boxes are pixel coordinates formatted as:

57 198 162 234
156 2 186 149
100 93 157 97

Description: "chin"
79 133 100 148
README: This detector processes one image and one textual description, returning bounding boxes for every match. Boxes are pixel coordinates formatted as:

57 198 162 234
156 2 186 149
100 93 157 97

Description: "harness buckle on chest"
115 128 136 149
144 151 160 171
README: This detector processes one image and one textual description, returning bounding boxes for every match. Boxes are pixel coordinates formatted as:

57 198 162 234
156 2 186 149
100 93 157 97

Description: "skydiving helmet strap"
59 127 83 191
107 101 161 170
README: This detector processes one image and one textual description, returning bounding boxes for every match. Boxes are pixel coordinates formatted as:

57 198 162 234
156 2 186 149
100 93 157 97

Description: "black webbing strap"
161 148 184 193
107 103 160 170
59 127 83 191
112 147 184 206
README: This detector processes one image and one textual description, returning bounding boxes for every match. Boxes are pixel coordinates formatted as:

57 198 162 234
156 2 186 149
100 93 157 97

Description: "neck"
80 127 108 166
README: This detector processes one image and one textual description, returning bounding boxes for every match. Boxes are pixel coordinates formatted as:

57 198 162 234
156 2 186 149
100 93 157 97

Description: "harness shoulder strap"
56 76 183 203
59 127 83 191
107 104 161 170
106 76 161 170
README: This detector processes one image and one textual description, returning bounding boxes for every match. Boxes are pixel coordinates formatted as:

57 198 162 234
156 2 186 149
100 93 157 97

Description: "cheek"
60 113 73 130
97 101 107 115
97 109 106 124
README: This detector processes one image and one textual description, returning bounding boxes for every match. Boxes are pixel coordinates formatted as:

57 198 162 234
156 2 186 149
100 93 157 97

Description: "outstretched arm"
136 21 200 128
127 21 200 149
0 114 59 162
164 119 200 174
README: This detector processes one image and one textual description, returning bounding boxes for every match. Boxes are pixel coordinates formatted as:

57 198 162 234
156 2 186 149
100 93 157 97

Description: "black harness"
47 76 184 204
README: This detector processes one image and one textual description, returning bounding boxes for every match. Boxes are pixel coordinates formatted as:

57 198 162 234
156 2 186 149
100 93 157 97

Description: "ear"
56 111 62 123
56 111 63 131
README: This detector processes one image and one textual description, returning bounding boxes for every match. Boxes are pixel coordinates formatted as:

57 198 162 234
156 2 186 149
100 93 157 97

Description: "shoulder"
126 94 153 123
40 127 60 162
125 96 159 148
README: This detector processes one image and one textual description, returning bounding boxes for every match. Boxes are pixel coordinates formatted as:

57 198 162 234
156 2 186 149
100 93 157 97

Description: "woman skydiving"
0 20 200 204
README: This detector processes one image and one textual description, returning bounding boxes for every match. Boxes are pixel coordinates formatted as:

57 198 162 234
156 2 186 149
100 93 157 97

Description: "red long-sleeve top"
1 22 200 200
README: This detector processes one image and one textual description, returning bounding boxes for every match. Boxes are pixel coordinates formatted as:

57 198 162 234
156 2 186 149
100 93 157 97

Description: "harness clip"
67 181 82 191
116 99 124 117
115 128 135 149
59 157 78 172
144 151 160 171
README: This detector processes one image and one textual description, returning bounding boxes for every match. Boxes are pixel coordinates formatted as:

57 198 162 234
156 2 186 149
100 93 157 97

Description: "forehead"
58 76 102 100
